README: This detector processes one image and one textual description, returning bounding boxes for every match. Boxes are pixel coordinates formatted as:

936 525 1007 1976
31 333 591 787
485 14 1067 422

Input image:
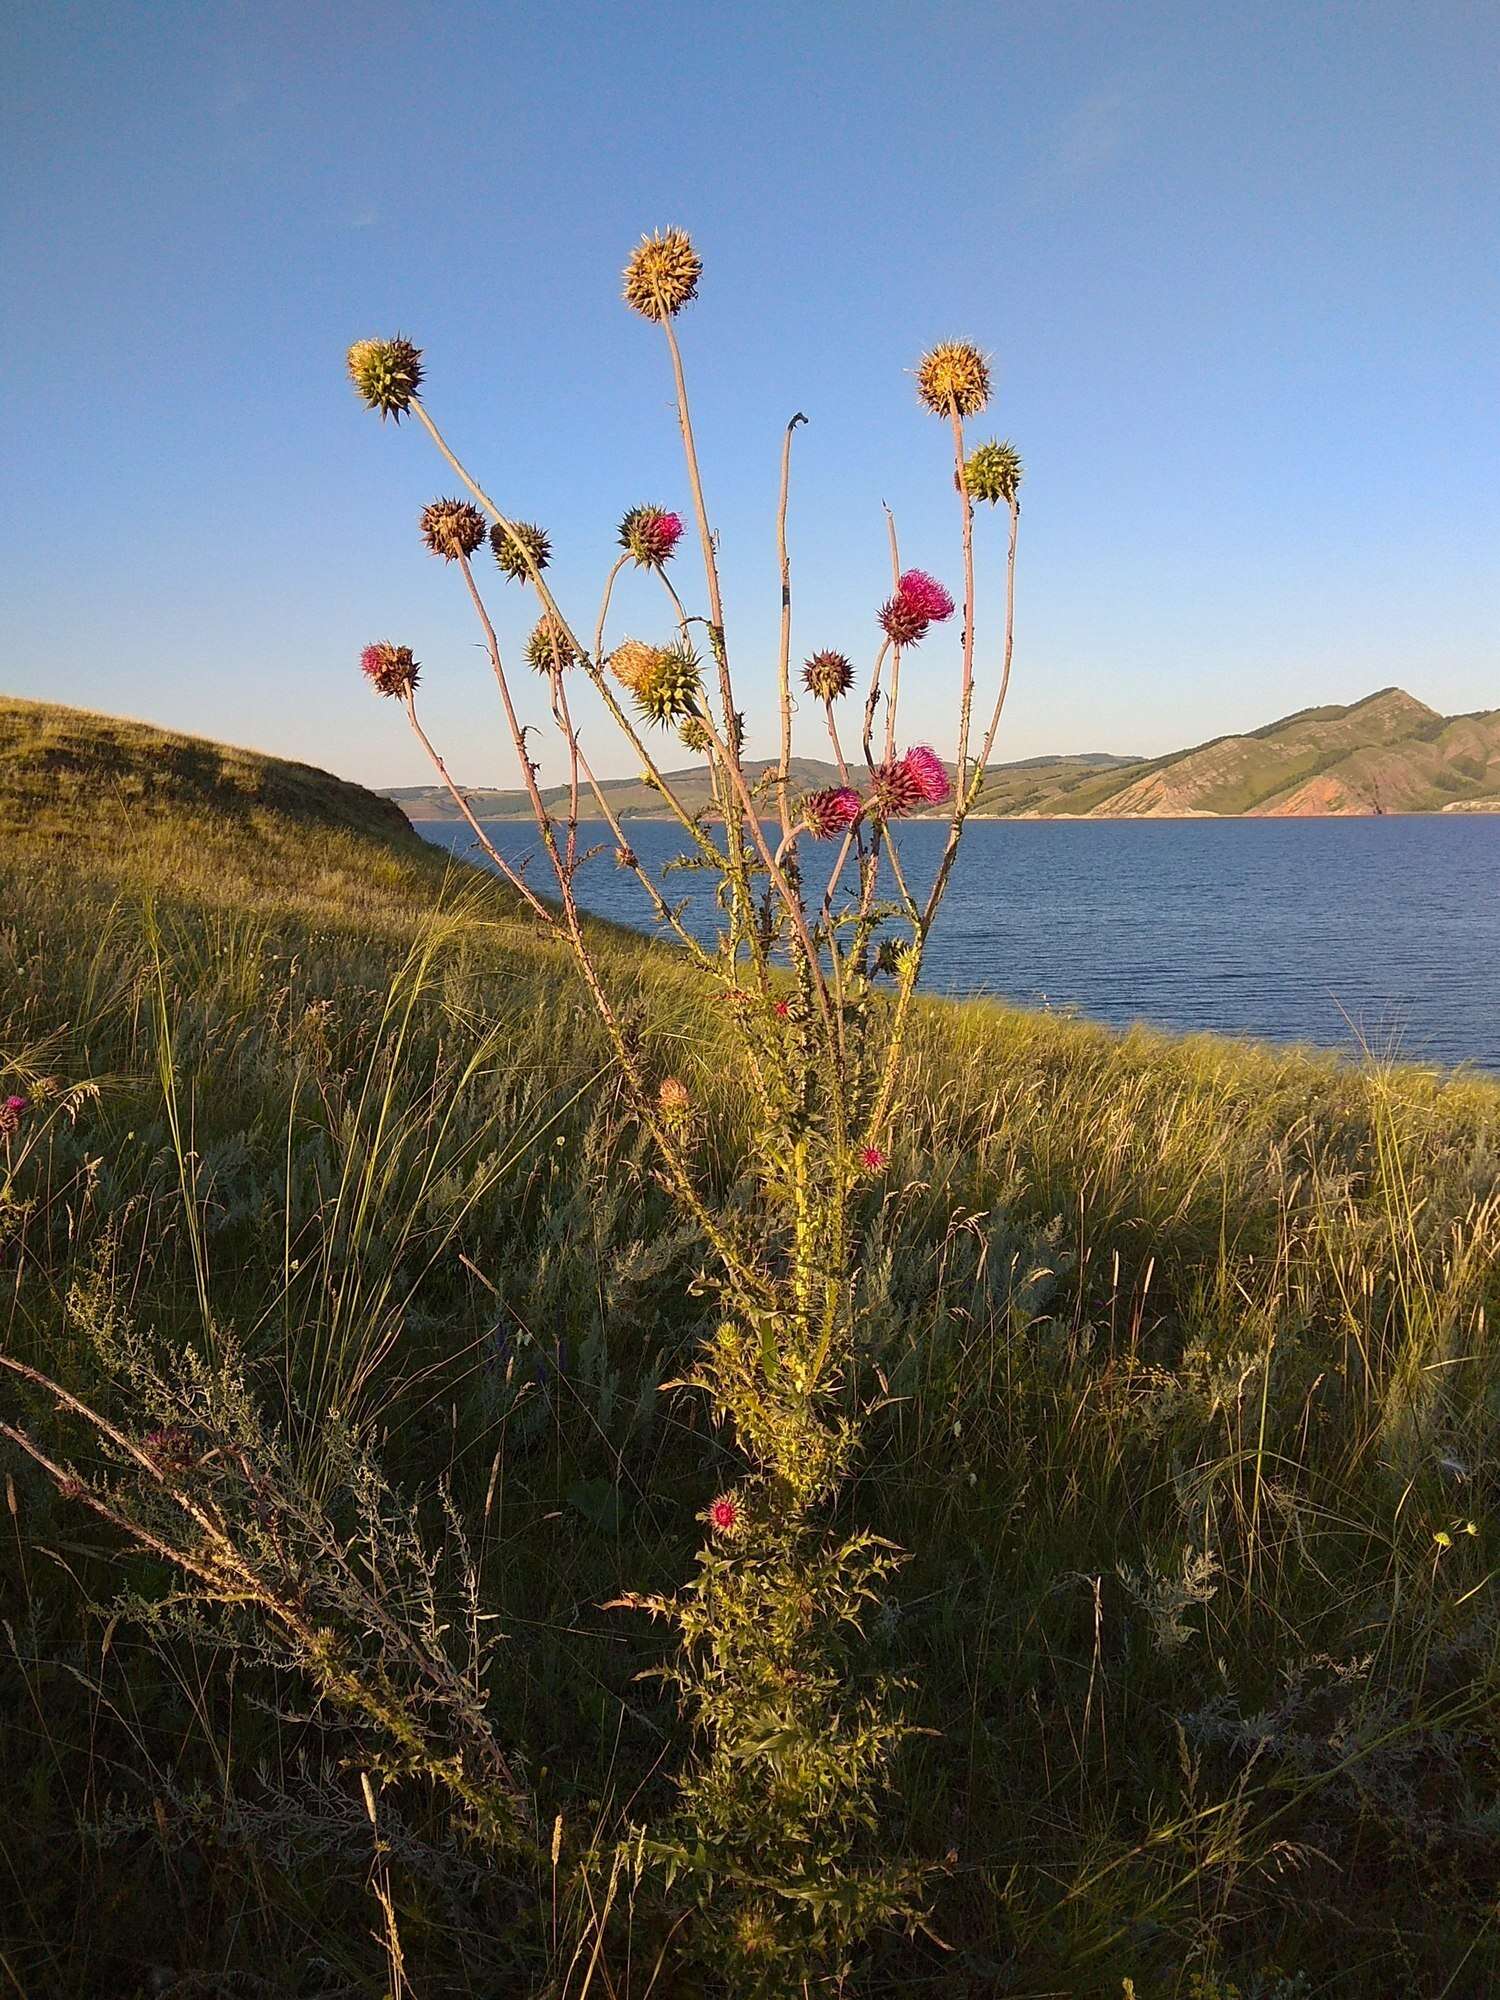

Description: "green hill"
2 693 1498 1997
383 686 1500 821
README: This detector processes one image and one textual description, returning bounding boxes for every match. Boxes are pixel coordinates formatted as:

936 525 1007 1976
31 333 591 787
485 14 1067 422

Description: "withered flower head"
915 340 991 418
622 228 702 321
801 650 854 702
420 497 487 560
360 641 419 699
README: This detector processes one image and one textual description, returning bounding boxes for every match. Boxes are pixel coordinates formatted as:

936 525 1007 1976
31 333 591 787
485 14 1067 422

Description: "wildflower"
0 1095 27 1136
490 519 550 582
965 438 1024 505
360 642 419 700
897 570 955 624
657 1077 692 1123
708 1494 739 1534
142 1425 198 1474
772 998 790 1019
902 745 951 806
623 227 702 320
870 756 923 819
859 1144 889 1172
419 497 487 561
609 639 658 692
347 336 423 420
915 340 990 418
618 504 684 569
878 592 930 648
803 786 862 839
634 643 703 728
525 615 578 675
802 650 854 702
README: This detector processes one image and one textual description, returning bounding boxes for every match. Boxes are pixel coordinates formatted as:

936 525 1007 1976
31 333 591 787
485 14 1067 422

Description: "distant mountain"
385 688 1500 823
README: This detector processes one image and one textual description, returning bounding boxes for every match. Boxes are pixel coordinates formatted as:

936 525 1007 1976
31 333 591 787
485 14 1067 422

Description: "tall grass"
2 740 1498 1994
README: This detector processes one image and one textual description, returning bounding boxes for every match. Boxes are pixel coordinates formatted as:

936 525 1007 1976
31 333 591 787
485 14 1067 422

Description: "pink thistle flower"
803 786 862 839
860 1145 889 1172
878 593 929 648
870 757 923 820
773 998 791 1019
709 1495 739 1534
0 1095 27 1137
360 642 419 699
897 570 955 623
619 505 684 569
902 745 951 806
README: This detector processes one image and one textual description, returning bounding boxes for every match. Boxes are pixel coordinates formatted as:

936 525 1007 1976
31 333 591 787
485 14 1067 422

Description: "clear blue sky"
5 1 1497 788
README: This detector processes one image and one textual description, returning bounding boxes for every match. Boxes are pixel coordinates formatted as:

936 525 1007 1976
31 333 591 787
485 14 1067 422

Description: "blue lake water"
416 815 1500 1073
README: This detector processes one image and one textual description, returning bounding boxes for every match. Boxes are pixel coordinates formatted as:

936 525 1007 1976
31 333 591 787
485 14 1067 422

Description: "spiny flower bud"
619 504 684 569
870 756 923 819
964 439 1024 505
902 744 951 806
678 715 713 753
526 615 578 676
610 638 658 692
420 497 487 561
915 340 990 418
0 1095 27 1137
360 642 419 699
490 519 551 582
634 643 703 728
802 650 854 702
878 594 930 649
622 227 702 320
347 337 423 421
803 786 863 839
897 570 954 624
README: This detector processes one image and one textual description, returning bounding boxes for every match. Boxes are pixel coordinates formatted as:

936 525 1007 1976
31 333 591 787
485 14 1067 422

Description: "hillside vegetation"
386 685 1500 822
3 695 1499 1997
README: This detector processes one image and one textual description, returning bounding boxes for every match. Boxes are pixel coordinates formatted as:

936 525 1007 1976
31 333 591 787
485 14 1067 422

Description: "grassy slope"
3 696 1499 1997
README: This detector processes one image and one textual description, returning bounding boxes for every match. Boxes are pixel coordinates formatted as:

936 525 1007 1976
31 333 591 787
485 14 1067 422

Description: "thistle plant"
341 232 1023 1987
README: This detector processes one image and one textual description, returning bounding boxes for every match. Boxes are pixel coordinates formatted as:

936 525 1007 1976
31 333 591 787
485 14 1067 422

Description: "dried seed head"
634 643 703 728
618 504 684 569
964 438 1024 506
359 642 419 699
490 519 551 581
525 615 578 676
622 227 702 320
609 638 658 692
347 336 423 420
915 340 991 418
803 786 863 839
801 650 854 702
420 497 487 561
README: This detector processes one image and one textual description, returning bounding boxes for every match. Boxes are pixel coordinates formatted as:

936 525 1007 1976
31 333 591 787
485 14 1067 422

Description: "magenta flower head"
360 642 419 700
0 1095 27 1137
859 1144 889 1173
902 745 951 807
897 570 954 624
870 757 923 820
708 1494 739 1534
619 504 684 569
803 786 862 839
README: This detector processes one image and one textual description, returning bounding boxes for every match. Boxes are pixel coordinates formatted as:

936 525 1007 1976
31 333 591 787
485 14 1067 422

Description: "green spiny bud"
347 337 423 421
